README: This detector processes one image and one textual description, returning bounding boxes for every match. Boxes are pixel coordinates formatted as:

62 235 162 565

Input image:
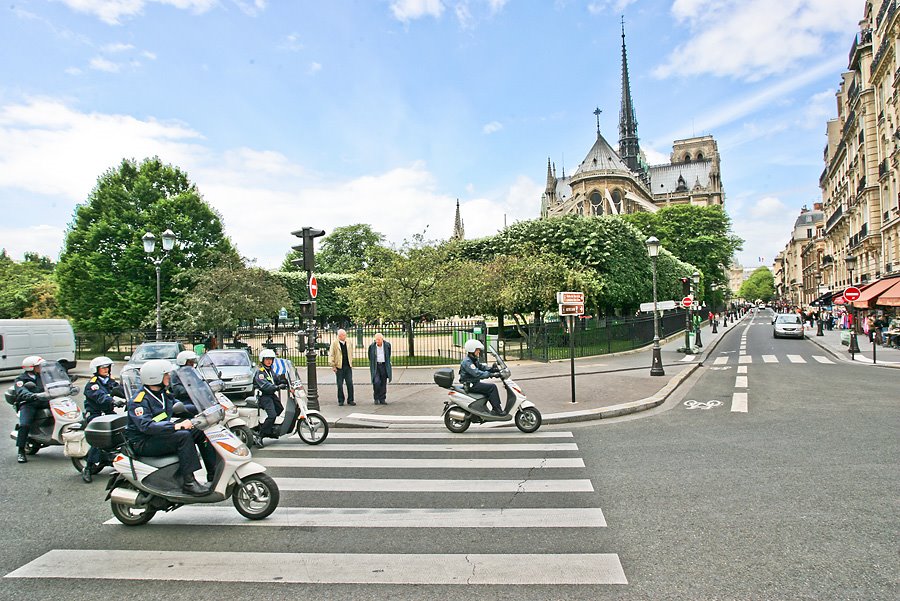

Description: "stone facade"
774 205 824 307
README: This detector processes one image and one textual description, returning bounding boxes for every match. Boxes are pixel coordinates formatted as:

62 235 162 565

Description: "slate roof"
573 132 631 176
648 160 713 194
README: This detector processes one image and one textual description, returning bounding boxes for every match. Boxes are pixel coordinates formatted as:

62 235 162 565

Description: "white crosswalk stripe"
713 356 729 365
787 355 806 363
813 355 834 364
762 355 778 363
680 354 695 362
9 429 626 586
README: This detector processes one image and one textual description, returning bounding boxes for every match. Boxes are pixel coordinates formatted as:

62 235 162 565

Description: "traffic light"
290 227 326 272
680 277 691 296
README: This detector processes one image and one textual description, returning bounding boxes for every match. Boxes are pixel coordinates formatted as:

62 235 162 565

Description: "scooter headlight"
215 440 250 456
65 411 81 420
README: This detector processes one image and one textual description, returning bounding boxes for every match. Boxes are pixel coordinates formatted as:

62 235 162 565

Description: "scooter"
6 361 89 472
213 391 255 448
88 365 279 526
434 346 542 434
237 358 328 446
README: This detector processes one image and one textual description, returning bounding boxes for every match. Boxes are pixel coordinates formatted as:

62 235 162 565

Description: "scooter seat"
452 385 486 401
237 397 259 409
136 454 180 469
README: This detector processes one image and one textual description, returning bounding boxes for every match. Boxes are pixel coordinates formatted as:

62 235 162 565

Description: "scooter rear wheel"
231 426 254 447
296 415 329 445
233 473 279 520
23 440 40 455
515 407 542 433
111 493 157 526
70 456 86 473
444 411 470 433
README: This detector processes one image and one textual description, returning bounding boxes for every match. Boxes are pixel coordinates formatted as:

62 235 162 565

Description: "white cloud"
588 0 637 14
0 225 68 262
233 0 266 16
65 67 83 75
800 88 836 129
750 196 788 218
482 120 503 134
390 0 444 23
455 2 474 28
732 195 795 268
141 50 157 60
0 99 535 267
656 0 860 81
281 33 303 52
102 42 134 52
642 146 669 166
58 0 218 25
89 56 120 72
308 62 322 74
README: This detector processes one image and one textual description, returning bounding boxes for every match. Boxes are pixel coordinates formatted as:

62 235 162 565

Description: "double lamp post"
142 229 176 341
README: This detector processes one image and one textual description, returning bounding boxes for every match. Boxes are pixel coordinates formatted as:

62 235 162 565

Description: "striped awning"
851 277 900 308
872 278 900 307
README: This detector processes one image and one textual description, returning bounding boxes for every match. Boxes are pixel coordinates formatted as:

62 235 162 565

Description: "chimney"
813 202 823 210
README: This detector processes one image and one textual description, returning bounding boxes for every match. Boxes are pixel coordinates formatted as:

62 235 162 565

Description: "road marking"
680 355 695 362
102 506 607 528
737 366 748 374
713 356 729 365
326 431 574 439
734 376 748 388
762 355 778 363
813 355 834 364
684 400 722 410
731 392 748 413
787 355 806 363
738 355 752 364
5 550 629 585
263 443 579 452
273 478 595 492
257 457 585 469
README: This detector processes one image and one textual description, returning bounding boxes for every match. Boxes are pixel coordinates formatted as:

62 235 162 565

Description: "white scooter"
434 346 542 433
87 365 279 526
6 361 89 472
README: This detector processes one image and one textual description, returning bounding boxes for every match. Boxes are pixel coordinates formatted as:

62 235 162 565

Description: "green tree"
56 157 239 331
739 266 775 302
272 271 354 324
281 224 385 273
0 251 59 318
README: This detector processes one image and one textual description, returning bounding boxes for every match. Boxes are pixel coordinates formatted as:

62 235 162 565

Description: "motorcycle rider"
168 350 199 404
124 359 211 496
253 349 286 447
81 356 124 482
459 340 503 415
13 356 50 464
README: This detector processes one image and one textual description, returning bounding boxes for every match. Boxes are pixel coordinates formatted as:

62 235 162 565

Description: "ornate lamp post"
815 273 825 336
142 229 176 341
646 236 664 376
692 271 702 348
845 254 860 357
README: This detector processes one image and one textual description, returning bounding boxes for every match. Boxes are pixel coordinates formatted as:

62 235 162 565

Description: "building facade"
774 205 825 307
541 25 725 219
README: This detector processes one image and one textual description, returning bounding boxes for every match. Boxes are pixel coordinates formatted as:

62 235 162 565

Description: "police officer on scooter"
81 356 124 482
125 359 212 496
168 350 199 404
459 340 503 415
12 356 49 464
253 349 286 447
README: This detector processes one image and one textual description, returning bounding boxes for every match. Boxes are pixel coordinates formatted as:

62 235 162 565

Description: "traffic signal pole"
291 227 325 410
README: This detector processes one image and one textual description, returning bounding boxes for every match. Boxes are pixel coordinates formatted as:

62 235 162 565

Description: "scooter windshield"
174 367 220 413
40 362 73 398
487 346 507 371
120 366 142 400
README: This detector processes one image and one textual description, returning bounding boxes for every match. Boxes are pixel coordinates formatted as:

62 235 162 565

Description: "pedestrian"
368 333 392 405
328 329 355 406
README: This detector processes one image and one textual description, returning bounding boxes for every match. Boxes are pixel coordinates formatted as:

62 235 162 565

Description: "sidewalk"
804 324 900 368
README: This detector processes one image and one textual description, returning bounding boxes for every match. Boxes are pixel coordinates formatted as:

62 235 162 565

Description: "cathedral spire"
618 16 641 175
452 199 465 240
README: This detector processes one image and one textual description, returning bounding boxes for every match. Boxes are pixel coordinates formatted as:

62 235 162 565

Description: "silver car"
124 341 185 368
773 314 805 339
199 349 255 399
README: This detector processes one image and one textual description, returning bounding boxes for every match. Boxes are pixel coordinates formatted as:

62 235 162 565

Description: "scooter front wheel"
296 415 329 445
233 473 279 520
232 426 254 447
515 407 542 433
444 411 470 433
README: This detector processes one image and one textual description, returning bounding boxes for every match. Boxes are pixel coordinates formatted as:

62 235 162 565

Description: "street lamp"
646 236 664 376
692 271 702 348
845 254 860 357
143 229 176 341
815 273 825 336
710 283 719 333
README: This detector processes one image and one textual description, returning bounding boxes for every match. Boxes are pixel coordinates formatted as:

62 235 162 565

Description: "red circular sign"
682 296 693 308
309 276 318 299
843 286 861 301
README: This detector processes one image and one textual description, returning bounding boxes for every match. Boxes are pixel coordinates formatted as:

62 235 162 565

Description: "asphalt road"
1 308 896 600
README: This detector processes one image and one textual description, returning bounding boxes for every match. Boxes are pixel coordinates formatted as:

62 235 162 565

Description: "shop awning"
851 277 900 308
833 295 846 305
810 290 834 306
873 278 900 307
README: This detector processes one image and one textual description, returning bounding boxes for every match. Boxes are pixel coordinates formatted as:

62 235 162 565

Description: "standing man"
12 356 49 464
367 333 392 405
328 329 355 406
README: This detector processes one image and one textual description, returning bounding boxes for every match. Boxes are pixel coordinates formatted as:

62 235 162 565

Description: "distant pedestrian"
368 333 392 405
328 329 355 406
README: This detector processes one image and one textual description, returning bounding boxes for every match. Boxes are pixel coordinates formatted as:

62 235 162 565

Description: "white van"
0 319 77 380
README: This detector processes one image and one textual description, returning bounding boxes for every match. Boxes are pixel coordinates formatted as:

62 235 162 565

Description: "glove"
35 392 51 401
489 366 500 374
113 398 127 409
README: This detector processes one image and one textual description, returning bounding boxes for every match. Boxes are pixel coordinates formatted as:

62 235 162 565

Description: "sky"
0 0 863 270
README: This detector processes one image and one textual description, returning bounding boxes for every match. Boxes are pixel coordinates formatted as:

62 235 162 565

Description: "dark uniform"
125 387 216 482
82 375 122 468
459 354 502 413
253 365 284 438
13 371 48 452
168 369 199 407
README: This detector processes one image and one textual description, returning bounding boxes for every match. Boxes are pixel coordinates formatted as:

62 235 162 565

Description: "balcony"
879 158 889 179
857 176 867 196
825 205 844 232
849 29 872 68
871 36 891 77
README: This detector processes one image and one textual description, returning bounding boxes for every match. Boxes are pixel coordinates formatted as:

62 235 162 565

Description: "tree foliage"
739 266 775 302
281 224 385 273
0 251 59 318
56 158 239 331
272 271 353 324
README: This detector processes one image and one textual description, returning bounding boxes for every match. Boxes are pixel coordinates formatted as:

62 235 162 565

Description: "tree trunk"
407 319 416 357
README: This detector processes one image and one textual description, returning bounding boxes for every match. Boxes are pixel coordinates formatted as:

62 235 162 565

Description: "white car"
773 314 804 339
199 349 255 399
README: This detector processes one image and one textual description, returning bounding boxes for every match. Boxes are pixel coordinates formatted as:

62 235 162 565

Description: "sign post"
681 296 694 353
557 292 584 404
291 226 325 410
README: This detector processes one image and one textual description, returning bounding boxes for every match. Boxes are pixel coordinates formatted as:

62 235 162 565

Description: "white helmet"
22 356 45 372
260 349 276 361
464 339 484 354
140 359 172 386
175 350 198 367
89 356 114 374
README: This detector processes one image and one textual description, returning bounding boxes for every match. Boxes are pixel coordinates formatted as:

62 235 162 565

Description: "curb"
331 314 745 429
806 333 900 369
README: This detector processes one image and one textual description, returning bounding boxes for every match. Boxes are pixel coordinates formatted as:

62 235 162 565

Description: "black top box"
85 414 128 450
433 368 455 389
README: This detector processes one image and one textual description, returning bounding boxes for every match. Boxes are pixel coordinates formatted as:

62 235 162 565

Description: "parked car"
773 314 804 339
199 349 255 399
124 341 185 368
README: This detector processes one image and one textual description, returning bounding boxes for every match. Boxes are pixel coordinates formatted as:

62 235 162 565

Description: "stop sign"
308 275 318 299
843 286 861 301
682 296 693 308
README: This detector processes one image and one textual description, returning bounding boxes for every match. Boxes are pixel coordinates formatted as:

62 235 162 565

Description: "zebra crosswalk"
5 429 628 586
712 353 833 365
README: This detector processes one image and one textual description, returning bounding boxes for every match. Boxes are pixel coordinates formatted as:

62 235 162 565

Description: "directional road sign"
558 303 585 316
639 299 677 312
557 291 585 304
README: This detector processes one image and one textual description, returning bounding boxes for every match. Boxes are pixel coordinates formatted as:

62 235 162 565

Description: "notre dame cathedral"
541 23 725 219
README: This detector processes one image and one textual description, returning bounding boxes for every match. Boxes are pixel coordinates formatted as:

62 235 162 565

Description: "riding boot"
182 473 210 496
82 464 94 483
